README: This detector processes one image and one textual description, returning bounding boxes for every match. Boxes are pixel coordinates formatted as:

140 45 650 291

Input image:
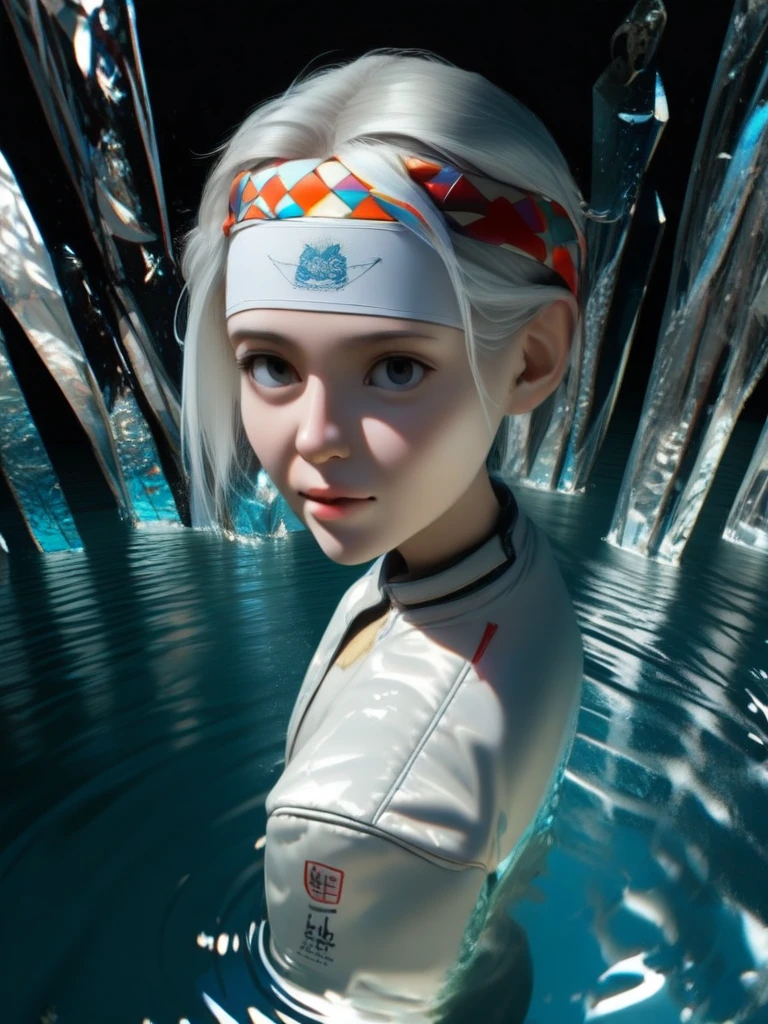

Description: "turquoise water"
1 409 767 1024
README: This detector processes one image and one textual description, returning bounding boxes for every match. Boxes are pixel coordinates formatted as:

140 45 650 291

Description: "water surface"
1 409 767 1024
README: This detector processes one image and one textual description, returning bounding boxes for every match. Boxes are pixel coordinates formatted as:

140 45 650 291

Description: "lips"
312 497 362 505
300 490 374 504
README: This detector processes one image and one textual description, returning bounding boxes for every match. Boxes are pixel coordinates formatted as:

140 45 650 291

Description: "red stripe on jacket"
471 622 498 665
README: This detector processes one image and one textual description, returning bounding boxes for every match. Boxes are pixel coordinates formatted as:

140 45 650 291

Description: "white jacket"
262 476 584 1020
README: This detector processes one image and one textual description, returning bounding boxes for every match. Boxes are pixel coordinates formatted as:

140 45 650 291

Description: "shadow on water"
1 408 767 1023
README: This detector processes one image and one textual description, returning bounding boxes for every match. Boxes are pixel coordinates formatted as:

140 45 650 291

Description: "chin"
323 548 384 567
313 535 386 567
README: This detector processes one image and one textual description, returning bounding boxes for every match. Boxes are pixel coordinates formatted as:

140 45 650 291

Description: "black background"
0 0 763 455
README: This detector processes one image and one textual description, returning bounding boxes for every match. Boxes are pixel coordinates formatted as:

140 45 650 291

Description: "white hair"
181 49 585 528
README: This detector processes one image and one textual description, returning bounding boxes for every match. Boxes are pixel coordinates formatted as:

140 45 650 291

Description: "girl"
182 50 585 1023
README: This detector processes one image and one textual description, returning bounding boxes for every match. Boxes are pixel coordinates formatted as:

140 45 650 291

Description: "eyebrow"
228 328 441 350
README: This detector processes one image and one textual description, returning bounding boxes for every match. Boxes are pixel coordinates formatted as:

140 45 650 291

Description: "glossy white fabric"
226 219 463 327
262 476 584 1019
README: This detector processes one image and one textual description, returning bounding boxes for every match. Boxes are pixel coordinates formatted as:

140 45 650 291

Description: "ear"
504 298 576 417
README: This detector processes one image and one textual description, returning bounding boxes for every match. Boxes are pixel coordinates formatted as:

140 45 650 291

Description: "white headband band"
225 219 463 328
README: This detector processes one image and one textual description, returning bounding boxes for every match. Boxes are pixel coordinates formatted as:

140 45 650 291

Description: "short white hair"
181 49 585 528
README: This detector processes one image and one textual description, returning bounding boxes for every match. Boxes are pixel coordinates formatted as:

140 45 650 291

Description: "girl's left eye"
367 356 430 391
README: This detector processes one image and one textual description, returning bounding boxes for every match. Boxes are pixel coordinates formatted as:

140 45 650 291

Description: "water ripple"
1 413 767 1023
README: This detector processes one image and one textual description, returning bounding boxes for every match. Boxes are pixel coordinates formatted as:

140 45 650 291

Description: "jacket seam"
269 805 487 871
371 659 474 827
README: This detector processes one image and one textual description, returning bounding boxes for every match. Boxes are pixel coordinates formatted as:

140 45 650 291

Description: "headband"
223 156 582 327
224 156 582 294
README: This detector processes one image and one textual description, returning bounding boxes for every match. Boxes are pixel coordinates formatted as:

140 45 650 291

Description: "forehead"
226 308 463 347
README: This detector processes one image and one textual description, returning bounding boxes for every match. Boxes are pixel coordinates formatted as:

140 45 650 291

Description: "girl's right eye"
237 354 298 389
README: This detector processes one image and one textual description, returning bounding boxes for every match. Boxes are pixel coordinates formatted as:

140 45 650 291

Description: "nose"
294 376 351 463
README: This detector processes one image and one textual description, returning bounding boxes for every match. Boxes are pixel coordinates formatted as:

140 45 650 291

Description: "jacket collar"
377 476 519 611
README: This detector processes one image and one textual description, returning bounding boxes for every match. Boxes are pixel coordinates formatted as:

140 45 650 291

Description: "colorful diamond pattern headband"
223 155 583 296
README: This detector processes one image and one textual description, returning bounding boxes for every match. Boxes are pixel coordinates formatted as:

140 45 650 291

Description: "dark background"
0 0 763 457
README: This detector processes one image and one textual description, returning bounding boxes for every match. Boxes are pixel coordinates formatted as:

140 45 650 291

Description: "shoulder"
372 522 583 867
271 527 582 870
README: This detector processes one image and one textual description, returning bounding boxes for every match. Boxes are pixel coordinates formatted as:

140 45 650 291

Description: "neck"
394 469 502 581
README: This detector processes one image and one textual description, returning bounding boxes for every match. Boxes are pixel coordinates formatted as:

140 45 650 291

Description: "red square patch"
304 860 344 905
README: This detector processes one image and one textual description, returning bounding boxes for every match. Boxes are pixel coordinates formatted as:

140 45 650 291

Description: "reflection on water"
1 409 767 1024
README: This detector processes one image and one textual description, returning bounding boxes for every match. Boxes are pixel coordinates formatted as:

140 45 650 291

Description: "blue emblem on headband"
269 240 381 291
296 243 346 290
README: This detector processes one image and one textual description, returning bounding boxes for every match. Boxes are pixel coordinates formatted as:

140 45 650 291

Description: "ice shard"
226 464 304 540
0 149 180 534
0 326 83 553
723 418 768 552
55 245 184 524
503 0 668 492
2 0 183 459
608 0 768 563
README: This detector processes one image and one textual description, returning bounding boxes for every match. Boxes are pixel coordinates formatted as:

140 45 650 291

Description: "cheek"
360 417 411 468
239 386 259 449
362 388 491 472
239 389 288 477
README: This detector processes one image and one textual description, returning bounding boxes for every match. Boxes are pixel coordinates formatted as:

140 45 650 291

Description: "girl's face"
228 308 518 567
